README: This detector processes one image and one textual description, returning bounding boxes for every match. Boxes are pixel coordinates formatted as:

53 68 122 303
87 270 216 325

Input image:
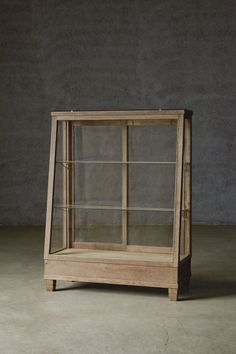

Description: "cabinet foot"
46 279 56 291
168 288 178 301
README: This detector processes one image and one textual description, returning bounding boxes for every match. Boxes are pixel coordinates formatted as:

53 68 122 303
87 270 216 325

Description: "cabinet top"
51 109 192 120
51 109 192 116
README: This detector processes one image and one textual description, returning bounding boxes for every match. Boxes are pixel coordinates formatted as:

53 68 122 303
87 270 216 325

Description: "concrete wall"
0 0 236 225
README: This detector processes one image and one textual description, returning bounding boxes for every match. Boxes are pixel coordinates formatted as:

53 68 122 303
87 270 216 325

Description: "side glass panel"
180 150 191 260
50 121 64 253
180 210 186 258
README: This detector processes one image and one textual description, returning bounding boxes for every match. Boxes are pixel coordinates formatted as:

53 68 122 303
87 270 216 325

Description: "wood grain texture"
51 110 187 122
62 121 68 249
45 279 56 291
168 288 178 301
173 116 185 266
45 110 192 300
122 124 128 249
51 110 188 117
184 116 192 256
44 118 58 258
44 260 177 288
45 248 189 267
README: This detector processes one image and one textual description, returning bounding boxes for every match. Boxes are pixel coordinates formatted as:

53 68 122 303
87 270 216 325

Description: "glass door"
50 119 181 254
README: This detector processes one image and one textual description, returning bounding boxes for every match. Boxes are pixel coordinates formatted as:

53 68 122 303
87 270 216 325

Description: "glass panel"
50 121 179 251
128 164 175 209
128 125 177 162
74 125 122 161
180 159 190 259
74 163 122 207
54 121 63 205
128 211 173 247
50 121 64 253
180 211 185 258
50 207 65 253
74 209 122 243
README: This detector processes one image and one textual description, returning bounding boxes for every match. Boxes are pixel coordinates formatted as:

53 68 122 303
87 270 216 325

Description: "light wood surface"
122 124 128 249
46 248 189 267
44 110 192 300
62 121 68 249
68 121 75 247
168 288 178 301
51 110 190 123
45 279 56 291
51 110 189 117
173 116 185 266
184 116 192 256
52 248 174 261
44 260 178 288
44 118 58 258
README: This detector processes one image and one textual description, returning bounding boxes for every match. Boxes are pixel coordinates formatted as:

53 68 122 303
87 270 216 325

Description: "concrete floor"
0 226 236 354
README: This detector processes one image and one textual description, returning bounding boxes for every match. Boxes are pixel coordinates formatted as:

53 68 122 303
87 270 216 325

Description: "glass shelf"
56 160 176 165
54 204 174 212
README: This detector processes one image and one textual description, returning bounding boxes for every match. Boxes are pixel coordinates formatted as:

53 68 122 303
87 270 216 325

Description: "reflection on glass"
74 126 122 161
129 125 177 162
51 122 178 250
74 209 122 244
50 207 64 253
180 211 185 257
128 164 175 209
54 121 63 205
128 211 173 247
75 163 122 207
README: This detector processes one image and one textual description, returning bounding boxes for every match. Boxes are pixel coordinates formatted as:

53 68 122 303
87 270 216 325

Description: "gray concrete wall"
0 0 236 225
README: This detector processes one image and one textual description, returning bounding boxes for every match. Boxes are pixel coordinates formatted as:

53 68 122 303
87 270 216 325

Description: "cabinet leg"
168 288 178 301
46 279 56 291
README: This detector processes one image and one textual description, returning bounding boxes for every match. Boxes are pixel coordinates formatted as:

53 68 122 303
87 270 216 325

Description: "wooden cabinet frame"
44 110 192 301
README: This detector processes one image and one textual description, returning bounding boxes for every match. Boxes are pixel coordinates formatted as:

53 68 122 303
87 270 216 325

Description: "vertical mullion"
44 117 58 258
64 121 75 249
173 116 185 266
180 162 185 256
68 122 75 248
122 123 128 249
62 121 68 249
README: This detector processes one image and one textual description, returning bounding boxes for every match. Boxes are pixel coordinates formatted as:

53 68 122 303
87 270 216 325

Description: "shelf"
48 248 189 266
57 160 176 165
49 248 173 265
54 204 174 212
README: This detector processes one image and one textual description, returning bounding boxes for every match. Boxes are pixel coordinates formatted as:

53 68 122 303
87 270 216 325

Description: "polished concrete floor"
0 226 235 354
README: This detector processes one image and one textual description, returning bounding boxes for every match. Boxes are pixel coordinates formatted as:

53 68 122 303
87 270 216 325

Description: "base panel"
44 254 191 300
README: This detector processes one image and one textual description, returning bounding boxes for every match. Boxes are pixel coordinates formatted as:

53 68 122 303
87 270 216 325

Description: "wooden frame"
44 110 192 300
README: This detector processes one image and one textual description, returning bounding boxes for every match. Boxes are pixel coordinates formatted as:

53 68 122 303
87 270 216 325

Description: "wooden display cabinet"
44 110 192 300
